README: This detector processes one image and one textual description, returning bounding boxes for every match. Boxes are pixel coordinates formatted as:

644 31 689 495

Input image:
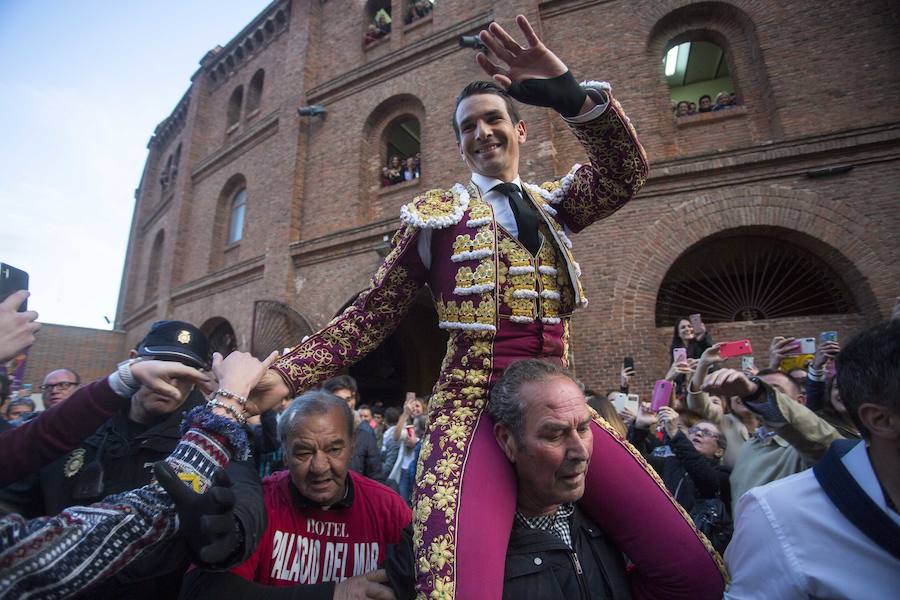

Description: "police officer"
3 321 265 599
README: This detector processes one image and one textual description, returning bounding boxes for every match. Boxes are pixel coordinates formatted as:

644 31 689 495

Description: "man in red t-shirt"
182 391 411 599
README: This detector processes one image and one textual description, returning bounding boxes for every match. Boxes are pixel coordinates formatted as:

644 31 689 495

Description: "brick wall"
20 324 126 404
114 0 900 399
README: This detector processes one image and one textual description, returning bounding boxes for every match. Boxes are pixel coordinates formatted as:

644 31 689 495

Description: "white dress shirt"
724 441 900 599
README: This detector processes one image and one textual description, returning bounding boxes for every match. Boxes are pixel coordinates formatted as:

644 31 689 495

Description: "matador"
253 16 727 600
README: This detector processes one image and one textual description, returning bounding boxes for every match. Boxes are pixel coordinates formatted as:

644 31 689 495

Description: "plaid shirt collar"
515 503 575 549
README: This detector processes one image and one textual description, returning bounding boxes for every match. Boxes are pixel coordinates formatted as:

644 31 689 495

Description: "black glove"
506 70 587 118
154 461 241 566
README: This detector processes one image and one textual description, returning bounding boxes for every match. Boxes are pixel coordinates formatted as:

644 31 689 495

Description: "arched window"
227 86 244 127
404 0 434 26
171 143 181 182
381 115 421 187
247 69 264 113
160 154 173 190
145 230 165 303
663 39 736 117
228 188 246 244
655 234 857 326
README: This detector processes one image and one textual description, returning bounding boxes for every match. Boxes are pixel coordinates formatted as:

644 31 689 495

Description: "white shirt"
724 441 900 599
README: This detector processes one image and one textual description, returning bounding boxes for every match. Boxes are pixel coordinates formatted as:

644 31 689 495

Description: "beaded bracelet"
206 398 247 426
213 388 248 407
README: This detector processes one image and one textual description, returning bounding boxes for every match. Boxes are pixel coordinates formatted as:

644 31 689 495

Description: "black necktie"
492 183 541 256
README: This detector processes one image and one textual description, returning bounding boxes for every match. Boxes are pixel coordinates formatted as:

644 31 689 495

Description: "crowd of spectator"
1 283 897 598
381 153 421 187
364 8 392 45
364 2 434 45
673 90 737 117
404 0 433 25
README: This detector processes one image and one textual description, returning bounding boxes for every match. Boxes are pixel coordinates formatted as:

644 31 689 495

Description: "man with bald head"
40 368 80 409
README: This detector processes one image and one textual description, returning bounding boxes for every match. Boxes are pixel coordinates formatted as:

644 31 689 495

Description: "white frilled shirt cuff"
563 81 612 123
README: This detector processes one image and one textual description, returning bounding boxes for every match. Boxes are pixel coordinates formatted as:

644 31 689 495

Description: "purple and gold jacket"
272 86 648 400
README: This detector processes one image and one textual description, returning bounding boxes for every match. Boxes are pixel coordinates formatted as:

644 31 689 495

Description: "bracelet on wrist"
206 398 247 426
213 388 248 407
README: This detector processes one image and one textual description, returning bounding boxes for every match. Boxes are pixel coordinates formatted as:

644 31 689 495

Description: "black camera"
458 35 486 51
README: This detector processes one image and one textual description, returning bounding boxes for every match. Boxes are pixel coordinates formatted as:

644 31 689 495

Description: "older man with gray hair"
183 390 411 600
486 358 727 599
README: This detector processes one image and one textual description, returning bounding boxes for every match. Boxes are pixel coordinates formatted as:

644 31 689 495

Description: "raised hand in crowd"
767 335 796 370
701 368 758 399
690 344 720 385
666 358 696 381
656 405 681 439
620 366 635 389
0 290 40 361
246 367 292 416
131 359 212 402
812 340 840 370
618 405 636 428
634 401 658 430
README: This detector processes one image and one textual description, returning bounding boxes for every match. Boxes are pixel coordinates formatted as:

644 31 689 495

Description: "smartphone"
719 339 752 359
623 356 635 373
819 331 838 344
795 337 816 354
689 313 705 334
625 394 640 414
780 354 814 373
0 263 29 311
672 347 687 363
610 392 629 412
651 380 673 412
741 356 755 371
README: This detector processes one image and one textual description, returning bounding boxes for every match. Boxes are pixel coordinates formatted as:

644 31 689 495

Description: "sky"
0 0 271 329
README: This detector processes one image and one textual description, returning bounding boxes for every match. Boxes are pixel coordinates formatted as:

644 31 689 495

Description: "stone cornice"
289 218 400 268
641 122 900 197
119 300 159 330
170 255 266 307
191 110 280 182
539 0 615 19
305 10 494 105
149 89 190 152
201 0 290 88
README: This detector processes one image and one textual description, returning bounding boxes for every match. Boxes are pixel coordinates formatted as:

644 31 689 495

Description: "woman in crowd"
670 316 712 360
629 404 731 517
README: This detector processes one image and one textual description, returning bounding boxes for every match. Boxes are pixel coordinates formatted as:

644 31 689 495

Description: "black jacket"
351 421 384 481
382 508 631 600
630 428 731 512
503 506 632 600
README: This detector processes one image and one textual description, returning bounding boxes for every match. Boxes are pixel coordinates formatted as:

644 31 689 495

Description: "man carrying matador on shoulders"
251 15 727 599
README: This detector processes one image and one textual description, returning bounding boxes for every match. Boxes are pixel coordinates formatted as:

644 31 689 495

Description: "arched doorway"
200 317 238 357
251 300 313 359
339 288 447 407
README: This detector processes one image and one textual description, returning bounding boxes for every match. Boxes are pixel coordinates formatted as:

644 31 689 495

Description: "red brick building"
115 0 900 403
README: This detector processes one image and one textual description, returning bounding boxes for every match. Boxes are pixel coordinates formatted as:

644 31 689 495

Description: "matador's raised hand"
475 14 593 117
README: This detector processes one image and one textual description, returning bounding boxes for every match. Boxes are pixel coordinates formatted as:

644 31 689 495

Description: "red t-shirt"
231 470 411 585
